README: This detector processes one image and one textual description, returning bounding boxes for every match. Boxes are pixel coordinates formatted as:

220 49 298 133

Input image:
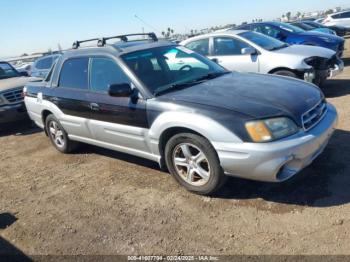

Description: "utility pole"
134 14 161 34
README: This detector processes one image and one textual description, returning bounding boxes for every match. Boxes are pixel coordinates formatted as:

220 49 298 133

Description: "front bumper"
0 102 28 125
213 103 338 182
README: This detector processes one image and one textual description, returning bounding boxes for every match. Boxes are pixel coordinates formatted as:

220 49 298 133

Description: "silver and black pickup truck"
24 33 338 195
0 61 37 125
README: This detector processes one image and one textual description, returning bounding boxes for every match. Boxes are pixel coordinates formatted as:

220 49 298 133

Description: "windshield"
276 22 305 33
303 21 323 28
239 31 288 51
0 62 19 79
121 46 228 96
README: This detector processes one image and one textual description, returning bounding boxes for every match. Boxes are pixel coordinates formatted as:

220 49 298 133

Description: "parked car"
31 54 61 79
323 10 350 28
0 61 37 125
24 33 338 195
236 22 345 57
301 20 347 37
14 62 33 76
290 22 337 35
181 30 343 86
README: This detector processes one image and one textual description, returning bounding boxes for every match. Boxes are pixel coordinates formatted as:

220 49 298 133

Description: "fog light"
304 70 315 83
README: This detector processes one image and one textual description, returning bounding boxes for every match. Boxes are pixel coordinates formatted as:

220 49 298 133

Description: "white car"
323 10 350 28
181 30 344 86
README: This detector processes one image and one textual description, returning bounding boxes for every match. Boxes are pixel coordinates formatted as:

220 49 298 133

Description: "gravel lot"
1 38 350 256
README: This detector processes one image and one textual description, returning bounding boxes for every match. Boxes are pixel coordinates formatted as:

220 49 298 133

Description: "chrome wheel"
49 120 65 148
172 143 211 187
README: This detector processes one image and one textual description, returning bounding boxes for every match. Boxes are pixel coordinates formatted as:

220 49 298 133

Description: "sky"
1 0 349 58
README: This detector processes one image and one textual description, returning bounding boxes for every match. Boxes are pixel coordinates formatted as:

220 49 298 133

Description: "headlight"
245 117 299 143
0 96 4 105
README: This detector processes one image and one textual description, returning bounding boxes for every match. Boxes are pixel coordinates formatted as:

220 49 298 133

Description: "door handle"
90 103 100 111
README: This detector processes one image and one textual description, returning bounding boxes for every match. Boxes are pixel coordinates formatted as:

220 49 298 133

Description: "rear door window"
36 57 53 70
59 58 89 90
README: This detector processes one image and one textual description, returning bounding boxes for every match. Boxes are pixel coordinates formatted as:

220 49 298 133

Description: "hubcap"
172 143 211 187
49 121 65 148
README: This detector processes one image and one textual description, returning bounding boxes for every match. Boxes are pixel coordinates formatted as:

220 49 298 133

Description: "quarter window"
185 39 210 56
90 58 130 93
36 57 53 70
59 58 89 90
213 37 250 56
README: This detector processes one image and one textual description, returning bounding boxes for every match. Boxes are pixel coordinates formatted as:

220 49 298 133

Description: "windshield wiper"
154 71 230 96
192 71 230 82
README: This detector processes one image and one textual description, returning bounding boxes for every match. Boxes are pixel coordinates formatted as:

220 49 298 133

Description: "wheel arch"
158 127 204 159
42 109 54 135
268 67 298 74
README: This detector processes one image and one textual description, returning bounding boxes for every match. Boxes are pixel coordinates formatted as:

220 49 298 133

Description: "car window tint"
185 39 209 56
59 58 89 90
213 37 249 56
90 58 130 93
36 57 53 70
340 12 350 18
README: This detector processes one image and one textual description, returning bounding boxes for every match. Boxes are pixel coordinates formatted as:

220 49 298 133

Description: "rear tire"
165 133 227 195
45 114 79 153
272 70 298 79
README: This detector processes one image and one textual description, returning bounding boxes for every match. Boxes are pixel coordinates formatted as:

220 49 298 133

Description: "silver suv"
323 11 350 28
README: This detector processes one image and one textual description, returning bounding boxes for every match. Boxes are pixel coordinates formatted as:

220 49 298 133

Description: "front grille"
3 88 24 103
302 100 328 131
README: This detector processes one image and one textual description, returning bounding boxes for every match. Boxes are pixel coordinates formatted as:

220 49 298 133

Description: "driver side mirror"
241 47 257 55
108 83 133 97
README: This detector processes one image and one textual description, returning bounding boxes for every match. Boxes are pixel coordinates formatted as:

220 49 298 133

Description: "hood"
158 73 323 126
297 31 344 43
0 77 39 93
273 44 335 59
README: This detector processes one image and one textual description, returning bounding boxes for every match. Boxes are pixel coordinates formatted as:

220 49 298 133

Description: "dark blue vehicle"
237 22 345 57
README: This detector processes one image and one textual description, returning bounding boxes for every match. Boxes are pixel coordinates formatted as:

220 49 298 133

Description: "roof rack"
72 33 158 49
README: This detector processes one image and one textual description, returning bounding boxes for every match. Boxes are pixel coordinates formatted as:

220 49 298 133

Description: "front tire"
165 133 227 195
45 114 78 153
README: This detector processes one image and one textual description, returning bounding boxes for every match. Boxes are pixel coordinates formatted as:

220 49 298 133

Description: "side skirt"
68 134 161 164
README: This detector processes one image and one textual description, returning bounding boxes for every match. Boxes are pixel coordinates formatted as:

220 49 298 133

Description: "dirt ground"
1 39 350 257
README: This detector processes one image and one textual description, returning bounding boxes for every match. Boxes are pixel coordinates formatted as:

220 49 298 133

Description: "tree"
286 12 291 21
325 9 334 15
296 11 301 18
